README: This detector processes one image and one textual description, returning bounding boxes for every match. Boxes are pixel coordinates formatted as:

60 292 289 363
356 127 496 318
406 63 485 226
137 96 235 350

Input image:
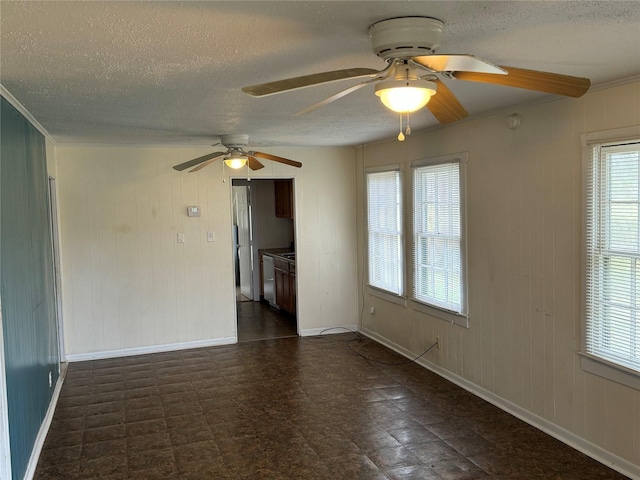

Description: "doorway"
232 185 253 302
231 179 298 342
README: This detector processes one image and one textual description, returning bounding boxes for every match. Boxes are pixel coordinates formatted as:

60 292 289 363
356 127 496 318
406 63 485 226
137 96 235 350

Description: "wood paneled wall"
55 145 359 356
1 96 60 480
358 82 640 470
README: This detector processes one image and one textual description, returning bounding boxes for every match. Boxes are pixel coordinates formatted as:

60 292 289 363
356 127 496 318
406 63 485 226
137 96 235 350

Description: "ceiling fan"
172 134 302 172
242 16 591 125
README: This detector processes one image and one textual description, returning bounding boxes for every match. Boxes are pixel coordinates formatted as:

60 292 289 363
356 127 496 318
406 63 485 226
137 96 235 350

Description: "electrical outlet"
436 336 440 350
48 371 52 388
177 233 185 243
207 231 215 242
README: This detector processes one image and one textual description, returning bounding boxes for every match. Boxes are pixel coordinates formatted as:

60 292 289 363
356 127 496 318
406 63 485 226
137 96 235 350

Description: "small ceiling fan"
242 16 591 125
172 134 302 172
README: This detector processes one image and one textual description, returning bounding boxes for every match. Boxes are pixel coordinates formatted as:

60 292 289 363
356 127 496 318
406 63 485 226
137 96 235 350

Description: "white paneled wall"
56 145 358 357
358 82 640 472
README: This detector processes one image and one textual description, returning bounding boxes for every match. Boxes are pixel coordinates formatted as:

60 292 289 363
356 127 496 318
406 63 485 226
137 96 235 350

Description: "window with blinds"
412 160 466 314
366 169 403 295
585 140 640 374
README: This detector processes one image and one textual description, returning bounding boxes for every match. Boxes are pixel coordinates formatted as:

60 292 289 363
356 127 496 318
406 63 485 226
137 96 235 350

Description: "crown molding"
0 84 55 144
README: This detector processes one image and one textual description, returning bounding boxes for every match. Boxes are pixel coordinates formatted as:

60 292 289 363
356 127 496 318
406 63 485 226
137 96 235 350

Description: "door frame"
48 177 65 362
230 176 299 339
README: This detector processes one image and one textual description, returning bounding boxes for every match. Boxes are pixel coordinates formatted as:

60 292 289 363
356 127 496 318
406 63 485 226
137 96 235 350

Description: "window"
584 133 640 384
366 168 403 296
412 156 467 320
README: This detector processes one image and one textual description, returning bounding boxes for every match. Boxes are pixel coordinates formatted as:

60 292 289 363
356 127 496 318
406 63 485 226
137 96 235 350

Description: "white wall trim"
0 84 54 144
360 327 640 480
23 362 67 480
65 337 237 362
0 302 12 480
367 286 408 308
47 177 66 363
300 325 360 337
581 124 640 147
590 74 640 93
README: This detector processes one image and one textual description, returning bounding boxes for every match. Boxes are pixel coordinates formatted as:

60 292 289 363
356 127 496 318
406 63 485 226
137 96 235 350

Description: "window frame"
410 153 469 327
365 165 405 303
581 125 640 390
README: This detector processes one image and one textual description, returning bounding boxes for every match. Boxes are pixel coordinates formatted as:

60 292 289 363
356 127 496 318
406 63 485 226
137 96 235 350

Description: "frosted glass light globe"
224 157 247 169
375 79 437 113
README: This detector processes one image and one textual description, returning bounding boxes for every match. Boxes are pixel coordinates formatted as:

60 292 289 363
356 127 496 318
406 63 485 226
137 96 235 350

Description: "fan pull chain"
398 113 412 141
398 114 405 142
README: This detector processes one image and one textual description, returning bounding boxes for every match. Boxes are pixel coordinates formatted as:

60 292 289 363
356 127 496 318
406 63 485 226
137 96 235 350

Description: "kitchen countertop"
260 248 295 262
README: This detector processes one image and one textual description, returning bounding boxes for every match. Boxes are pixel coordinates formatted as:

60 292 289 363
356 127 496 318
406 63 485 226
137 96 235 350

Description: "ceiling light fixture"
375 78 437 113
224 151 248 169
373 65 437 142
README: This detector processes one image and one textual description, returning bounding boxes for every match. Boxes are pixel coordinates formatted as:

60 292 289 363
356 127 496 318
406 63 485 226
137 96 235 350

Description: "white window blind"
585 140 640 374
412 161 465 314
366 169 403 295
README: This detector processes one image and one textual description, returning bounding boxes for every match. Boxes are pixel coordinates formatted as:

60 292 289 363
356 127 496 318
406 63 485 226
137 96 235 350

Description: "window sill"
364 287 470 328
580 353 640 390
367 286 407 307
410 299 469 328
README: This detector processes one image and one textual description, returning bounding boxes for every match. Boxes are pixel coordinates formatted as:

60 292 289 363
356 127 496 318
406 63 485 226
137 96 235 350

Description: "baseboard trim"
23 362 68 480
300 325 360 337
65 337 237 362
359 327 639 480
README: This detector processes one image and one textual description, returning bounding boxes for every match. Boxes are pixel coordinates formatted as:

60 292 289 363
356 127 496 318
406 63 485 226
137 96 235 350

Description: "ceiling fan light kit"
375 78 437 113
224 151 249 169
224 158 247 169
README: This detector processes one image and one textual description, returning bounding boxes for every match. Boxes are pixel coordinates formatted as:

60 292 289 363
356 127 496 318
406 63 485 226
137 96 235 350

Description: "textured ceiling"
1 1 639 147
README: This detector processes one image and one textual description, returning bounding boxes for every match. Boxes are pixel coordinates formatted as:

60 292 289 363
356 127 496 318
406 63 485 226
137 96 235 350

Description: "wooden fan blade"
427 79 469 124
188 153 225 173
242 68 379 97
251 151 302 168
413 54 506 75
247 155 265 171
173 151 226 171
453 66 591 98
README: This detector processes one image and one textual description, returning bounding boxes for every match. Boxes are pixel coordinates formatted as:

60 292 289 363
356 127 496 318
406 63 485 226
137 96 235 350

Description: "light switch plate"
177 233 185 243
187 206 200 217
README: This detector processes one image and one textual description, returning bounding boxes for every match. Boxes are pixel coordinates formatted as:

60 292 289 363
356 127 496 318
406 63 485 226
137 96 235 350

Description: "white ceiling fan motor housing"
220 134 249 149
369 17 444 60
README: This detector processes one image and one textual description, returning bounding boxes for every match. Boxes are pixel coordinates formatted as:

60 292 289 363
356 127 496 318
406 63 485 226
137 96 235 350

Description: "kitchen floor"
34 334 629 480
236 300 297 343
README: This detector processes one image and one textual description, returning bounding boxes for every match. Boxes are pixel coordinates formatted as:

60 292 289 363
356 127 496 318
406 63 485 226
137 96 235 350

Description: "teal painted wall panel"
1 97 60 480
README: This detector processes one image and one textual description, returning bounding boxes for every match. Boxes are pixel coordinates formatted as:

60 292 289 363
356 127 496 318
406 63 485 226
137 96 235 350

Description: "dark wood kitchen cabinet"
274 179 293 219
289 262 296 315
274 256 295 314
275 267 290 312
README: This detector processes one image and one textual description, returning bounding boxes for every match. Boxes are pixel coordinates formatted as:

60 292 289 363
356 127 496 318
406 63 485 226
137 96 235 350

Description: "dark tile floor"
237 301 297 343
35 334 629 479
